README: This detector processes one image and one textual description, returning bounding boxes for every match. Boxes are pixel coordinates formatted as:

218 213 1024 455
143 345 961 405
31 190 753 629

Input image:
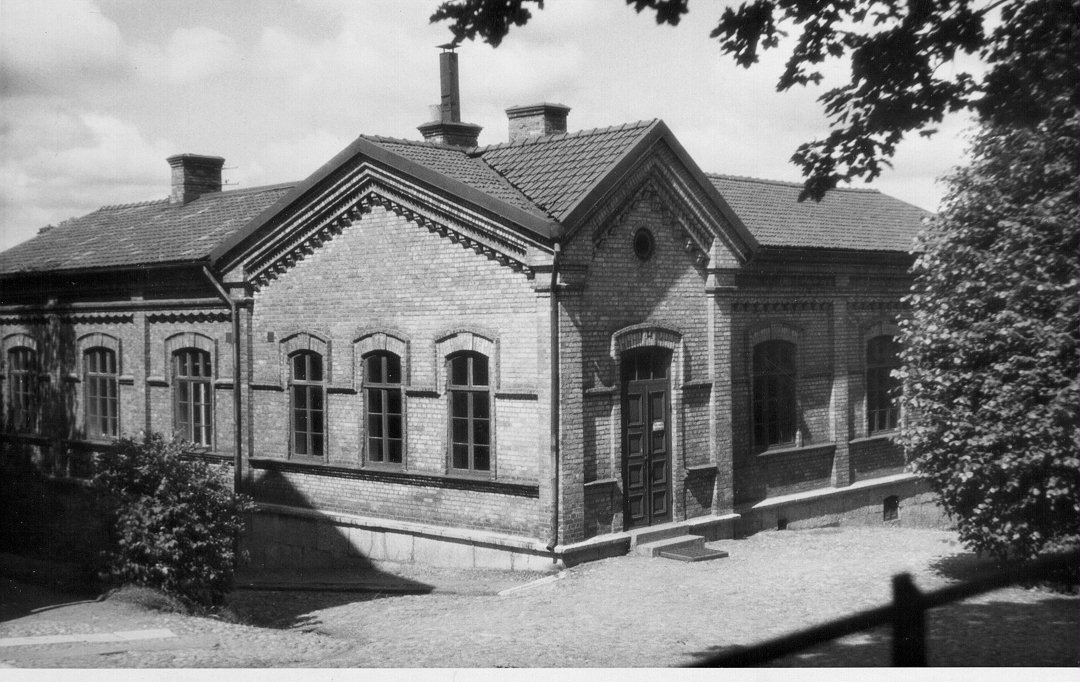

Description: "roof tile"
708 174 930 251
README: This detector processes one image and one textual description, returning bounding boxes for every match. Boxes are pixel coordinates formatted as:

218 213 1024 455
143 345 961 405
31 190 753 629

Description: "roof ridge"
473 119 659 154
361 134 472 153
707 173 883 194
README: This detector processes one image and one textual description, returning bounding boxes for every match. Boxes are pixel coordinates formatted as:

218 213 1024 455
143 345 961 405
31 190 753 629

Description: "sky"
0 0 978 252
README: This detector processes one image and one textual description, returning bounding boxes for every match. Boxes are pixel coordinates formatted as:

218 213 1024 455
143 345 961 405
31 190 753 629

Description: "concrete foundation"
242 474 948 573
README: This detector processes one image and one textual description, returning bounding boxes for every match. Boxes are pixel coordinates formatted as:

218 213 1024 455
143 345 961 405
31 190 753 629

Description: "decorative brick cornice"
733 299 833 313
848 299 907 312
146 311 230 324
245 164 541 290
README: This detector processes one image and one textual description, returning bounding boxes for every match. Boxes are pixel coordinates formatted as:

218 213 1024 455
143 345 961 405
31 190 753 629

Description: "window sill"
850 432 900 445
686 463 718 474
584 477 618 489
756 442 837 458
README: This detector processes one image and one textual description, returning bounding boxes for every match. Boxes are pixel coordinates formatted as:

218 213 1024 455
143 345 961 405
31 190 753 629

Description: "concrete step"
627 521 692 547
634 534 704 557
659 544 730 563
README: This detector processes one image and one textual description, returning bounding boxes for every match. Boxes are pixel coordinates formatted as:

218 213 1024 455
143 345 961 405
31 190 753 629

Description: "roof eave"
0 259 211 282
209 137 561 266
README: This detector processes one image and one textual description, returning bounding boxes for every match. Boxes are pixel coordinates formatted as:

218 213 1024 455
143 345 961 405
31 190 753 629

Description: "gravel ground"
1 526 1075 668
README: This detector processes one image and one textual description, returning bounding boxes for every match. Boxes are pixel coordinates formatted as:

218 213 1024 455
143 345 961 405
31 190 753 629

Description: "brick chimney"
506 103 570 143
167 154 224 204
417 46 482 147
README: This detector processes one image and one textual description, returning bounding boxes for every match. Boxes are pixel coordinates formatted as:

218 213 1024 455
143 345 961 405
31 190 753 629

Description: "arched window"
365 351 403 466
752 340 797 449
7 347 38 432
84 347 118 439
448 352 490 473
291 351 325 458
173 348 212 446
866 335 901 434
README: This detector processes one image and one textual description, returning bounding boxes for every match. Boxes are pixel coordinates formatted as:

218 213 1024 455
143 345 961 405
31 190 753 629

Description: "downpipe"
202 266 244 493
546 243 561 554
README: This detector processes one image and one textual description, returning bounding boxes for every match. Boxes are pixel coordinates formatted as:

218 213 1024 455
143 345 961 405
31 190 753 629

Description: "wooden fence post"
892 572 927 666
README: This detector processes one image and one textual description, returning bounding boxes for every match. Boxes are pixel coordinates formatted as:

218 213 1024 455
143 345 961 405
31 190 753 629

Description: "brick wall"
246 204 545 531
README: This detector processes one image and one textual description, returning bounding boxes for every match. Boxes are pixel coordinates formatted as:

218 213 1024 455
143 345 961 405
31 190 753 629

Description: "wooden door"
622 349 672 528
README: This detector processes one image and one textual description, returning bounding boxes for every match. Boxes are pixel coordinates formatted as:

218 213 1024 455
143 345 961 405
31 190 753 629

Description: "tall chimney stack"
167 154 224 204
417 45 482 147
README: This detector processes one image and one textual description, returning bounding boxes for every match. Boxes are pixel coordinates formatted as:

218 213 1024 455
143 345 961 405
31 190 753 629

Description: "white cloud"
0 0 128 95
0 104 172 250
129 26 242 85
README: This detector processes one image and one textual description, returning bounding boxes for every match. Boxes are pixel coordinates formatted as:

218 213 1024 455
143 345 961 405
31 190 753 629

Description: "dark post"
892 573 927 665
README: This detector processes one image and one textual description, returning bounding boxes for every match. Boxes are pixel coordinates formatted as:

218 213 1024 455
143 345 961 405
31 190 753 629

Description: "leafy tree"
896 80 1078 558
431 0 1080 199
93 434 252 605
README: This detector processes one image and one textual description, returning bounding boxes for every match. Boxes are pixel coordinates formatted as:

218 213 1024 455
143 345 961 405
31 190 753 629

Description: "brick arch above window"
862 320 901 346
434 330 497 392
2 332 38 355
164 332 217 382
279 331 331 384
748 322 802 349
77 332 121 375
355 330 410 387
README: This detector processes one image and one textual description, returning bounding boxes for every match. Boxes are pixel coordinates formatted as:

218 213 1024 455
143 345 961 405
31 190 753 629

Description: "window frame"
84 346 119 440
446 351 492 476
7 346 39 433
752 339 798 451
290 350 326 459
363 351 404 467
866 335 902 435
172 348 213 447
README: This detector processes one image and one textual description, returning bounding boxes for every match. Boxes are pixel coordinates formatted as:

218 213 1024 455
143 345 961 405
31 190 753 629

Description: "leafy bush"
93 433 252 605
897 101 1079 558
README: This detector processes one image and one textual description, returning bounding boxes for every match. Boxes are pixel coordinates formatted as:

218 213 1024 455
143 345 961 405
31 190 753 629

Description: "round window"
632 228 655 261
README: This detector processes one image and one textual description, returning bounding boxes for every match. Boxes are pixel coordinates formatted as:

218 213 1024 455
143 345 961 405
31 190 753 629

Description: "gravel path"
1 526 1075 667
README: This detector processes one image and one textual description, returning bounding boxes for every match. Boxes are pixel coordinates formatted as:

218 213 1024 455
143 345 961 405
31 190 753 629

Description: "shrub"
897 107 1079 560
93 433 252 605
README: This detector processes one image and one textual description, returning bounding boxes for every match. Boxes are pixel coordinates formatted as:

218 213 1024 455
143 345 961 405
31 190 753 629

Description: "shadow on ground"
0 577 98 623
687 591 1079 667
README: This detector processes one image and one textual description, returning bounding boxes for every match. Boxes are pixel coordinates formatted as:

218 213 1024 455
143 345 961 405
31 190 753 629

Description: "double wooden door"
622 349 672 529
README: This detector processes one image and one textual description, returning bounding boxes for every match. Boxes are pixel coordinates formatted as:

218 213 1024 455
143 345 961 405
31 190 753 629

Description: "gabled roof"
0 183 293 275
0 120 932 279
361 136 549 220
708 175 931 252
475 121 659 223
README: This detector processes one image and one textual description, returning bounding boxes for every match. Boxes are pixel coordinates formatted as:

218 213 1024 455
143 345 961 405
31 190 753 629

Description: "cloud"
0 103 173 250
0 0 128 96
130 26 242 85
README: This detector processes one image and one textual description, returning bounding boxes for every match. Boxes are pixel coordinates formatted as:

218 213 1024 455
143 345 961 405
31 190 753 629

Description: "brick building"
0 53 942 570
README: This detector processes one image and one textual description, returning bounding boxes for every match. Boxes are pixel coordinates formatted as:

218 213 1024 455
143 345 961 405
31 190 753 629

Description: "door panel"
622 349 672 529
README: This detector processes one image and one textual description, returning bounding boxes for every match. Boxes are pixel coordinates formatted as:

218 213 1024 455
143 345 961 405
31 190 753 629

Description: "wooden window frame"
364 351 404 467
173 348 213 447
447 352 492 475
866 335 901 435
84 347 119 440
290 350 326 459
752 340 798 451
7 347 38 432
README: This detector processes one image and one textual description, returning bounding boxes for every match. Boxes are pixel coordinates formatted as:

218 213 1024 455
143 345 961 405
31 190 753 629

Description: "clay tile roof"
0 183 294 274
475 120 658 222
707 174 931 252
361 136 551 220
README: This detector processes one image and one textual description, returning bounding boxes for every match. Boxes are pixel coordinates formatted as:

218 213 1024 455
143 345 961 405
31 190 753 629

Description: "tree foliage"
896 67 1079 559
431 0 1080 200
93 434 252 605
